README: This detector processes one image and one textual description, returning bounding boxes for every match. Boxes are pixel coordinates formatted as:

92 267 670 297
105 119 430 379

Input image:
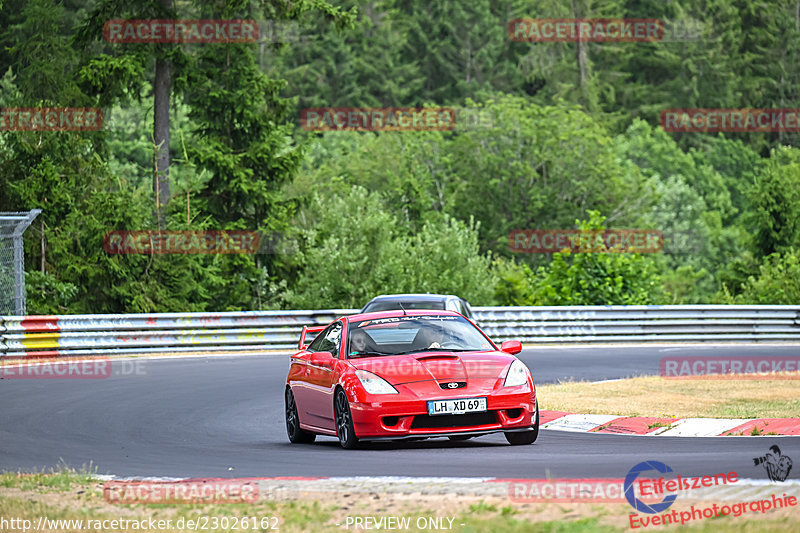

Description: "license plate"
427 397 487 416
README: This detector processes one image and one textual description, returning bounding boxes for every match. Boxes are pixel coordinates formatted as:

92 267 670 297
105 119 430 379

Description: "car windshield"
362 300 445 313
347 315 494 358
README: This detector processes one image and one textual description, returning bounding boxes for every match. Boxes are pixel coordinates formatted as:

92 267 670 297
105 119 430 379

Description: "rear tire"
504 399 539 445
286 388 316 444
335 389 359 449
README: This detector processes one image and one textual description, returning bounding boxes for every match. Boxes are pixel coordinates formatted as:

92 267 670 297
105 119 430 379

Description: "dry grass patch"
2 477 800 532
537 376 800 418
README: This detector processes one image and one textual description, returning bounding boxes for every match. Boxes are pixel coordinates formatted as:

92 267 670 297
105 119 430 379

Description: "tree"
492 257 535 306
614 0 751 135
299 95 650 261
397 0 529 104
529 211 668 305
747 146 800 257
74 0 354 227
74 0 180 220
284 187 495 308
690 134 760 220
728 249 800 304
274 0 422 109
614 119 744 302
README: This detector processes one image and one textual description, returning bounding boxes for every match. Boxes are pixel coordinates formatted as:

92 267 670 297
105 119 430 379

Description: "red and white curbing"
540 410 800 436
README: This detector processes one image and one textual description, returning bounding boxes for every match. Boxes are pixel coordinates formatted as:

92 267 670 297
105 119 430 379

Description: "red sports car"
285 310 539 449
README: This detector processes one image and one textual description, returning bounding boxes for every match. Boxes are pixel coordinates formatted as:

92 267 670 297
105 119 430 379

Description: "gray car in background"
360 293 476 322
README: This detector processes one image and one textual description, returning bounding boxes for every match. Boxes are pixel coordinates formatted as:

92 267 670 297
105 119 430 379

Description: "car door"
303 321 343 427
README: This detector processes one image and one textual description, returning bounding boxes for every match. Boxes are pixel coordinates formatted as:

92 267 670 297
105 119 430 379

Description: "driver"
349 328 371 355
419 325 445 349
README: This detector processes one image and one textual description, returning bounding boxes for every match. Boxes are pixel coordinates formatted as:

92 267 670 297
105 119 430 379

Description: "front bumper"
348 379 536 439
358 426 536 442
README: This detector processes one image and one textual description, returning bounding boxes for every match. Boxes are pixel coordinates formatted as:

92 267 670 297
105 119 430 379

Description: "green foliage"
0 0 85 105
396 0 529 104
614 119 749 302
447 96 647 256
492 258 535 306
715 251 761 300
25 271 79 314
730 249 800 304
395 215 496 302
0 0 355 314
529 212 668 305
661 265 709 304
274 0 420 109
4 0 800 311
747 146 800 257
284 187 495 308
691 135 760 219
301 95 649 260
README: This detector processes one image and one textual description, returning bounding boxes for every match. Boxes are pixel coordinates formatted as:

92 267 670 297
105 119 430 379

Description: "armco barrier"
1 306 799 357
0 310 353 357
474 305 800 343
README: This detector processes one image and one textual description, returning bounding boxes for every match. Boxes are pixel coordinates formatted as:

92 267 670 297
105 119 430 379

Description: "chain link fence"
0 210 41 315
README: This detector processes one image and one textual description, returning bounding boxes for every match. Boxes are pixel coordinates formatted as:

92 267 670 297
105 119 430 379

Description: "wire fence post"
0 209 42 315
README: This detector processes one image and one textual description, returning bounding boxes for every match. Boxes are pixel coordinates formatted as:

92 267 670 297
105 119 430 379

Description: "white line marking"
542 414 620 432
654 418 754 437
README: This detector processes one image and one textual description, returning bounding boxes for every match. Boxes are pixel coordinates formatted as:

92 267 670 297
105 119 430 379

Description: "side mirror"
500 340 522 355
309 351 334 367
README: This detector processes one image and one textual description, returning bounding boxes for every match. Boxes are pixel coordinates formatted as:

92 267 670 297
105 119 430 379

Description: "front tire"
286 388 316 444
335 389 359 449
505 399 539 445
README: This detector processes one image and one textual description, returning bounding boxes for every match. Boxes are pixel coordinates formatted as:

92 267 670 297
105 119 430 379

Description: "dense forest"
1 0 800 314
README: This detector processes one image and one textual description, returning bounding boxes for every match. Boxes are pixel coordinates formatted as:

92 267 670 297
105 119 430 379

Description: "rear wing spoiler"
299 325 326 350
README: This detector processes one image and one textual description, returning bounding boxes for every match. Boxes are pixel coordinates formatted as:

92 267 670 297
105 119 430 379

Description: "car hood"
349 351 515 385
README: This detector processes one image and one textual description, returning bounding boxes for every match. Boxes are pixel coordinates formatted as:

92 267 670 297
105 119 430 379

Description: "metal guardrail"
474 305 800 343
1 305 799 358
0 310 353 357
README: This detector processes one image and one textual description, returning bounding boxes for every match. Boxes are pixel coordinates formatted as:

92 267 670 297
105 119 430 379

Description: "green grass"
2 471 799 532
457 516 617 533
0 463 97 491
469 501 497 513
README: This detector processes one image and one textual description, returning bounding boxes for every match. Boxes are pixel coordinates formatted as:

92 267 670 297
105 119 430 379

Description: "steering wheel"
439 341 462 349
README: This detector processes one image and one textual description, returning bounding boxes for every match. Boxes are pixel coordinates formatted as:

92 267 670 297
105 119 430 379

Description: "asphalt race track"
1 345 798 480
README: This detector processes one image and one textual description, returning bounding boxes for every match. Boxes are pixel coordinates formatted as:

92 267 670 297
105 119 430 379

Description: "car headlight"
504 359 529 387
355 369 399 394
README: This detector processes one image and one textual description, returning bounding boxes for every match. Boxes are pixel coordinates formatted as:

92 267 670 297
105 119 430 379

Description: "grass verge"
537 376 800 418
1 470 799 532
